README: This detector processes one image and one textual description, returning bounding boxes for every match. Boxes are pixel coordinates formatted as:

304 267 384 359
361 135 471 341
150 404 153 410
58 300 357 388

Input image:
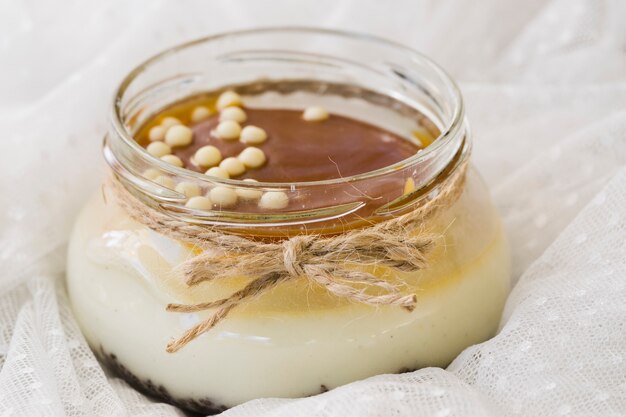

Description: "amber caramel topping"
134 91 442 235
137 100 434 183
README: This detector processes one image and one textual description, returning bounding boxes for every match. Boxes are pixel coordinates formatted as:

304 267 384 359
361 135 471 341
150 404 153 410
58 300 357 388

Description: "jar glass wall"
66 28 510 413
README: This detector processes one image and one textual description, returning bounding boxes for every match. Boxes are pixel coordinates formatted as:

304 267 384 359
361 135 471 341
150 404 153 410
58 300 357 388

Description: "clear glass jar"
67 28 510 413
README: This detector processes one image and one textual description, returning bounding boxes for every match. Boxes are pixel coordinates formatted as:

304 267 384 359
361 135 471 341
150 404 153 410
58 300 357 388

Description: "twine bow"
165 231 430 352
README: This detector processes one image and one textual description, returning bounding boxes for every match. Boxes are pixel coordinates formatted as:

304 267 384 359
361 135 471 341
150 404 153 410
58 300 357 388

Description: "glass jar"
66 28 510 413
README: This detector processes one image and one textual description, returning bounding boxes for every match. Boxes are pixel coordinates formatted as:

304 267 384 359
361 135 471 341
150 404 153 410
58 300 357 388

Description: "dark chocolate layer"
99 348 227 415
99 346 427 414
99 347 338 415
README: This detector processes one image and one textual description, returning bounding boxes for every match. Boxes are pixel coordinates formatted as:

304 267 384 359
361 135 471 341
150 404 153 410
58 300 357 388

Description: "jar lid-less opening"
106 27 469 230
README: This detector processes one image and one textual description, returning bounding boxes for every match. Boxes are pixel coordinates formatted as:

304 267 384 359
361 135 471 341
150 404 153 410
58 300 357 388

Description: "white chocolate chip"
175 182 202 198
154 175 175 189
205 167 230 179
146 141 171 157
238 146 266 168
216 91 243 110
259 191 289 209
148 126 166 142
219 106 247 123
185 196 212 210
165 125 193 147
143 168 161 180
240 125 267 145
303 106 329 122
219 157 246 177
161 116 182 129
236 179 263 200
214 120 241 140
191 106 211 123
193 145 222 168
209 186 238 208
160 154 183 167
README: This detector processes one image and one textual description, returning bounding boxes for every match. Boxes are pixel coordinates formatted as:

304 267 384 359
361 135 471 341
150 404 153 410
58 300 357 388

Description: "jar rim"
110 26 466 189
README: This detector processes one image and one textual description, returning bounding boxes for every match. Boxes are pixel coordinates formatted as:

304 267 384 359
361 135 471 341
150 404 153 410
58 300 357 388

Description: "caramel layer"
134 91 441 234
175 108 422 182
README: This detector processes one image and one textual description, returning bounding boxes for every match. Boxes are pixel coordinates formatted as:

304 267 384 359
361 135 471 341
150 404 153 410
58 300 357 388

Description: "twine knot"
282 236 312 277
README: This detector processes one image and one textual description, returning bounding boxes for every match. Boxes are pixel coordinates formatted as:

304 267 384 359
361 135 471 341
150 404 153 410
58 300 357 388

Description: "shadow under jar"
66 28 511 414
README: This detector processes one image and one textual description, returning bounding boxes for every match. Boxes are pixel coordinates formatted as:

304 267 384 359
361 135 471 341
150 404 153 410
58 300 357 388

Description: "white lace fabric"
1 0 625 416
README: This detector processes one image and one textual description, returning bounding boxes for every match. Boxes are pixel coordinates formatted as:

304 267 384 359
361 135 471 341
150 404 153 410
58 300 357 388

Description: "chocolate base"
99 346 421 415
98 347 228 415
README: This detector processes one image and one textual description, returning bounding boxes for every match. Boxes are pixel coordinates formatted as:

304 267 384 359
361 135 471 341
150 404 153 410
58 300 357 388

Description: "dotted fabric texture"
1 0 626 416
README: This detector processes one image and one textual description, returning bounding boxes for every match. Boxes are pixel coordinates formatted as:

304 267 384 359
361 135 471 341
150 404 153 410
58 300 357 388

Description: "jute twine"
106 162 467 353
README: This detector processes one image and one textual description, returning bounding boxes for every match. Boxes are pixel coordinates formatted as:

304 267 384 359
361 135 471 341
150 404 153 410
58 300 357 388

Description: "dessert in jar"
66 28 511 414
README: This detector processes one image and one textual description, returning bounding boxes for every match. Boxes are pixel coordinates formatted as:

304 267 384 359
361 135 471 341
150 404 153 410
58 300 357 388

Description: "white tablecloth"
1 0 625 416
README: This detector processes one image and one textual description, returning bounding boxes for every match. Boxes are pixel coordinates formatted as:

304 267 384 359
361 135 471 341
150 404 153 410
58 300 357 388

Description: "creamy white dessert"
67 168 510 409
